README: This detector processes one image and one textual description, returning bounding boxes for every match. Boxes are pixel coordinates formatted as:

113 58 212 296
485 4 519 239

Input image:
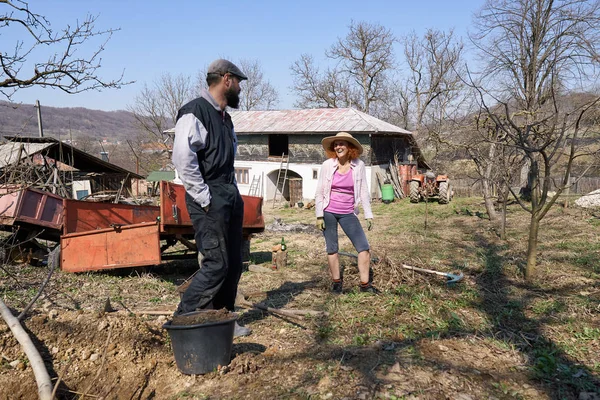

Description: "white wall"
235 160 375 201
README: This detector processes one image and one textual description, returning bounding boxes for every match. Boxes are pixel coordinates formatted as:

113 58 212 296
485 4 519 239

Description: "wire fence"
452 177 600 198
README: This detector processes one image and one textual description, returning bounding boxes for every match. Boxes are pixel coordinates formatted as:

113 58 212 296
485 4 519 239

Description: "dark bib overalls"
176 97 244 313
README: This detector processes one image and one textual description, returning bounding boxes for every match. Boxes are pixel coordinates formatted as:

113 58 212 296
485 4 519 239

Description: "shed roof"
146 170 176 182
230 108 412 135
0 136 143 178
0 142 53 168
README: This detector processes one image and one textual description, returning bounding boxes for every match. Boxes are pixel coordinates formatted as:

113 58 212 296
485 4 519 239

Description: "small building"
230 108 428 203
0 136 143 199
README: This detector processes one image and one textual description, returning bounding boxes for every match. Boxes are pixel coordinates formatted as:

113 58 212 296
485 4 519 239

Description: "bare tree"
458 110 525 230
237 59 278 110
327 21 395 113
471 0 600 279
0 0 131 99
290 21 395 114
128 72 195 149
195 58 279 111
290 54 358 109
382 29 465 134
75 134 100 155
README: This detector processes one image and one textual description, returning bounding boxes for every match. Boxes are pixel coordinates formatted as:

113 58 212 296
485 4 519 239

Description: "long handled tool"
235 292 329 321
338 251 463 285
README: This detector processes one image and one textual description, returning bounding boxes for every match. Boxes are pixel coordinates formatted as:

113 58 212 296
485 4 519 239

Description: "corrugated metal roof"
0 142 53 167
230 108 412 135
146 170 176 182
0 136 143 178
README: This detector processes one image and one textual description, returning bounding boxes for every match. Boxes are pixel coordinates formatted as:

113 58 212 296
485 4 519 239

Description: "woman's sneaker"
359 283 380 294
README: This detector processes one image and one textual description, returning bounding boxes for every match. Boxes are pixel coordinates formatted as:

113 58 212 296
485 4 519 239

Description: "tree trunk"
482 179 498 222
563 171 571 209
482 142 498 222
525 214 540 280
0 299 53 400
499 185 509 240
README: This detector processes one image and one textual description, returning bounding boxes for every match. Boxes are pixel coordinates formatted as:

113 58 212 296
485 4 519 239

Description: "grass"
286 197 600 396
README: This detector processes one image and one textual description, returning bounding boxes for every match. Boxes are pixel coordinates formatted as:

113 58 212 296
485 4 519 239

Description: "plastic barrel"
381 184 394 203
163 313 237 375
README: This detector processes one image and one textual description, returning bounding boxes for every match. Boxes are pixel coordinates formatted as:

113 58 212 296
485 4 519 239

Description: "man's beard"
225 87 240 109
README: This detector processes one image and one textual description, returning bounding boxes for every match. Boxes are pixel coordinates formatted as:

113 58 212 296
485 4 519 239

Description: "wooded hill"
0 100 140 142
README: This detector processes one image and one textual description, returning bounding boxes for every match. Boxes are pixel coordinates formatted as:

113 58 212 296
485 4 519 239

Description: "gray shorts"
323 211 370 254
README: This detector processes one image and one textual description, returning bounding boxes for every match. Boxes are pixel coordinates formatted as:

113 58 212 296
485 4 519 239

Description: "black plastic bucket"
163 312 237 375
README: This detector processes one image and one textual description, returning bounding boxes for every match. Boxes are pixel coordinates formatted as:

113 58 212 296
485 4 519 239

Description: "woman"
315 132 378 294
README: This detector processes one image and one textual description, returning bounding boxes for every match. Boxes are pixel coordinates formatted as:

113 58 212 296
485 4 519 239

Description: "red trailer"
0 182 264 272
0 186 64 241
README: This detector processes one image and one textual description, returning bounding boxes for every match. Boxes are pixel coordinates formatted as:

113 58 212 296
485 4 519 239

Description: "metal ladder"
272 153 289 207
248 175 261 197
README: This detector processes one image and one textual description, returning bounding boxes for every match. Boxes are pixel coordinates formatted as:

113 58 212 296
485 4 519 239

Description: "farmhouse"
229 108 429 204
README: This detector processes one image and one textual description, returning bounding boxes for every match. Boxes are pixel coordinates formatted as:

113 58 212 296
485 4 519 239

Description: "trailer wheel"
409 181 420 203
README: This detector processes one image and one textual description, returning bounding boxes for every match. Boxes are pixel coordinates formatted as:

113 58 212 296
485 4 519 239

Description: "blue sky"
6 0 485 112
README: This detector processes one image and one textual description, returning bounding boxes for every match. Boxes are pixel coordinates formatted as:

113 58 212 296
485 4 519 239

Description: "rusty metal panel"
159 181 192 230
0 190 21 225
63 199 159 234
61 222 161 272
158 181 264 234
241 195 264 233
17 189 64 230
0 187 64 230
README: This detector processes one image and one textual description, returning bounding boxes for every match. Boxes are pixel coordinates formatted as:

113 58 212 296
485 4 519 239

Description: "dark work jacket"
176 97 235 183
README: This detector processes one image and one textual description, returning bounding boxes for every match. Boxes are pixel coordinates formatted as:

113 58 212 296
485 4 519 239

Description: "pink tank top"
325 169 354 214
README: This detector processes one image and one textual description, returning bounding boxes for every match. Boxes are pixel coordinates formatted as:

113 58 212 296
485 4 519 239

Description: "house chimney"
100 151 109 162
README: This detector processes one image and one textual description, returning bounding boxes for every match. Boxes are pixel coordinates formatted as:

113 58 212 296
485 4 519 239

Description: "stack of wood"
1 161 71 198
388 154 405 198
375 154 405 199
271 243 287 270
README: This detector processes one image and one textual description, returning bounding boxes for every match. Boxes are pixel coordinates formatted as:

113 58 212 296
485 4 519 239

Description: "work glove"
366 219 373 231
316 217 325 231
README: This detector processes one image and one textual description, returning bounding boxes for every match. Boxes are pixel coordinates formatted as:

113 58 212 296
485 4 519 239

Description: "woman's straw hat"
321 132 363 155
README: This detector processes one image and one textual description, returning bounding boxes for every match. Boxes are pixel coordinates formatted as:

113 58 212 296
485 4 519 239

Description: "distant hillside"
0 101 141 141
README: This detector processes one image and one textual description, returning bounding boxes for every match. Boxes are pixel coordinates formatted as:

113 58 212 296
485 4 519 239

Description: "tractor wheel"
409 181 420 203
438 181 450 204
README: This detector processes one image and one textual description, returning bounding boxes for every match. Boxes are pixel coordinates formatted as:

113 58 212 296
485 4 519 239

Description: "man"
172 59 250 336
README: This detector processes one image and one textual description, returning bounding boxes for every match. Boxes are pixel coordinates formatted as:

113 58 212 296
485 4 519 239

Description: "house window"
313 169 318 179
268 134 288 157
235 168 249 184
76 190 89 200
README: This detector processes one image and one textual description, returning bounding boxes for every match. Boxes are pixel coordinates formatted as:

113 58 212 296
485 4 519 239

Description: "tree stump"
271 244 287 270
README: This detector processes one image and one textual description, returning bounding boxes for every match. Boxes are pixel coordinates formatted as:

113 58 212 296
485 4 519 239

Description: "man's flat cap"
207 59 248 81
